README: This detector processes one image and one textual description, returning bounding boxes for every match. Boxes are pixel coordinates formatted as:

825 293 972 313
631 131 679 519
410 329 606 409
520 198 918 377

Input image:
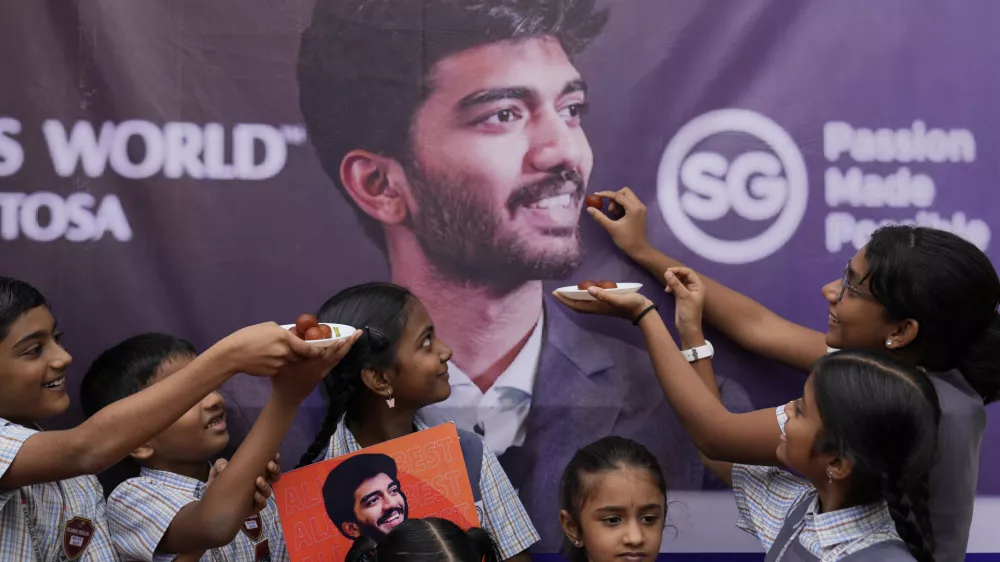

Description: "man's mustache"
377 507 405 526
506 168 585 212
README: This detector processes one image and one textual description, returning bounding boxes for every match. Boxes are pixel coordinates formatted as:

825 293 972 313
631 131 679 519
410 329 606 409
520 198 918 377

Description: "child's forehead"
1 306 55 349
579 467 663 508
149 353 195 383
400 298 432 332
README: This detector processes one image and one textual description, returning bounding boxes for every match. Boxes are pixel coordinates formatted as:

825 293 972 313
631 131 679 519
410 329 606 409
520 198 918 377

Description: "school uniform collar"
139 464 212 496
327 413 433 458
804 495 896 549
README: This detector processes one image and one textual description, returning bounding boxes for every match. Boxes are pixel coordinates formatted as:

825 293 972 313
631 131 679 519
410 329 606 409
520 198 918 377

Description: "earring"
385 389 395 409
573 540 582 547
826 467 834 483
885 339 892 348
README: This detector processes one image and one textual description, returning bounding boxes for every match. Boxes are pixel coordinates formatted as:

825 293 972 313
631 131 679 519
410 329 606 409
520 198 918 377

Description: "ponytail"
958 312 1000 404
297 372 362 468
466 527 504 562
883 474 935 562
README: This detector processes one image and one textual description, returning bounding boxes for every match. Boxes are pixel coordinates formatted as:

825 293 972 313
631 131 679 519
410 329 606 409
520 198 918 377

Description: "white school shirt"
106 467 287 562
420 313 543 455
0 417 119 561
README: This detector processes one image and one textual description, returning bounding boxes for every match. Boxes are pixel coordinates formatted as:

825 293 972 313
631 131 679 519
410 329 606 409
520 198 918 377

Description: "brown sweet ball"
304 326 325 341
577 280 597 290
596 280 618 289
584 194 603 210
296 314 319 334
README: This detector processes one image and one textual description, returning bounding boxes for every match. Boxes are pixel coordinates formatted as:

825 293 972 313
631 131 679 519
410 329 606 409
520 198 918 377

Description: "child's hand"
553 286 654 322
206 458 228 488
663 267 705 340
247 454 281 516
272 330 362 400
214 322 324 377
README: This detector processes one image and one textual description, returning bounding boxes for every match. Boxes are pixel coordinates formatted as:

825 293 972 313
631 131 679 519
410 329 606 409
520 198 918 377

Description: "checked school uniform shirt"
729 406 906 561
323 413 540 558
0 417 119 561
107 467 288 562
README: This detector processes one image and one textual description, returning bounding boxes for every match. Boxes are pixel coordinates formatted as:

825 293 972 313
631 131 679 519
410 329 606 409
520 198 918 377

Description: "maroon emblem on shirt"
62 517 94 560
241 513 264 542
254 539 272 562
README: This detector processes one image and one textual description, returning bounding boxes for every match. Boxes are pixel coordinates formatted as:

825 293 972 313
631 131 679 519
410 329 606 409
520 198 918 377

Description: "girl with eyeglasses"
581 188 1000 562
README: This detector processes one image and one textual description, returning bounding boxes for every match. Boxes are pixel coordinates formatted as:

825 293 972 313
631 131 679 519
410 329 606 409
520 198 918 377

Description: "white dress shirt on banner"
420 313 543 456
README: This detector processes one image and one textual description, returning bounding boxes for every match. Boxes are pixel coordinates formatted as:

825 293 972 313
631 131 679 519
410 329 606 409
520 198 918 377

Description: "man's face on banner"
402 36 594 286
343 472 409 540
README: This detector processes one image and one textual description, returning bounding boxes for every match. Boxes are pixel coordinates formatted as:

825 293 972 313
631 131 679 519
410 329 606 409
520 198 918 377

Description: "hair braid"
882 474 934 562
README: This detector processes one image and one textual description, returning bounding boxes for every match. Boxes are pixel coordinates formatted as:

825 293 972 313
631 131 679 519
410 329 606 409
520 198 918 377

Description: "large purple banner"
2 0 998 555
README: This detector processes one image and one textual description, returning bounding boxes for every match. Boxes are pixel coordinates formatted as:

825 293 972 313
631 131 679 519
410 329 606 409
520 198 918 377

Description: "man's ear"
340 150 408 226
341 521 361 539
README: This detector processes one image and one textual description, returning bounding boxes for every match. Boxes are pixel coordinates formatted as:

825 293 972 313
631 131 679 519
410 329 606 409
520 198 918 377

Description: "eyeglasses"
837 261 872 302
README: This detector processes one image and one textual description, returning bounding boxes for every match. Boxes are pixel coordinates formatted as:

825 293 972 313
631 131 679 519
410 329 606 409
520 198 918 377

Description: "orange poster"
274 423 480 562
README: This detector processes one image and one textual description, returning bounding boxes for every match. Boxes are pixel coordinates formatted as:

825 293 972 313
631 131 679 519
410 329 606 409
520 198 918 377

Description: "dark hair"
297 282 415 468
864 225 1000 403
812 350 940 562
345 517 503 562
298 0 609 248
558 436 667 562
0 277 49 342
323 453 403 537
79 333 197 418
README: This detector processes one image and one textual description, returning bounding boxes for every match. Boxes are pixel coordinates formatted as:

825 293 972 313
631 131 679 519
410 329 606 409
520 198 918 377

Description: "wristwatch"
681 340 714 363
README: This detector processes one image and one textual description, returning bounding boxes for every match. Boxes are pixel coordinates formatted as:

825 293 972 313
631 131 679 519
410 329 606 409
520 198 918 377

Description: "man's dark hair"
298 0 609 248
323 453 402 537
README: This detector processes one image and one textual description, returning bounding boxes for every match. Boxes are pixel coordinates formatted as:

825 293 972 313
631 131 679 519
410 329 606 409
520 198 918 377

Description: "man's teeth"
528 194 573 209
43 378 64 389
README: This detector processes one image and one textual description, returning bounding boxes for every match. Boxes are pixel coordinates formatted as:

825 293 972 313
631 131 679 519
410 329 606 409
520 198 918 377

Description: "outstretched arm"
664 268 733 484
1 323 324 490
554 288 784 466
157 332 360 553
589 187 828 373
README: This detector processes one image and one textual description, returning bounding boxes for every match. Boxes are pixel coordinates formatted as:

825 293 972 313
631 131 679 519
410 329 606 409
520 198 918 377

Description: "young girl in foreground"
345 517 503 562
557 284 940 561
558 436 668 562
297 282 539 561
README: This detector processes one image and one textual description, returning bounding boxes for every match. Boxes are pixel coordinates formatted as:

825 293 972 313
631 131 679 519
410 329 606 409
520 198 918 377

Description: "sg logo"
656 109 808 264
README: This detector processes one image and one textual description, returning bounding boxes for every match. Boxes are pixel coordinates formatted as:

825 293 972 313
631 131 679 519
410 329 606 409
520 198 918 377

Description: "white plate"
554 282 643 301
280 323 357 347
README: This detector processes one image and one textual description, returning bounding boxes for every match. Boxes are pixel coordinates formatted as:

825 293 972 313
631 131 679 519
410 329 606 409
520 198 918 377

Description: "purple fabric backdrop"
1 0 997 554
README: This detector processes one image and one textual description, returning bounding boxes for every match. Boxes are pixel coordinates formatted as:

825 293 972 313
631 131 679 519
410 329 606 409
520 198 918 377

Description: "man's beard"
357 504 408 541
406 162 586 291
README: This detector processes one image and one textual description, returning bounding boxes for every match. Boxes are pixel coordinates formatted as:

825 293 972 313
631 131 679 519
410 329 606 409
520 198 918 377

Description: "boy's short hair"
0 277 49 341
80 333 197 418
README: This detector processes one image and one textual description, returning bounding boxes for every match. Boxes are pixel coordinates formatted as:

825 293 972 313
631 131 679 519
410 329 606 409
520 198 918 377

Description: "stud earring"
885 339 892 348
573 540 582 547
385 389 395 409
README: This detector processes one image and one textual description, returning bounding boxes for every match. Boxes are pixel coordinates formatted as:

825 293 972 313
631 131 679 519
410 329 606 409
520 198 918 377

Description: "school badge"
62 517 94 560
241 513 264 542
